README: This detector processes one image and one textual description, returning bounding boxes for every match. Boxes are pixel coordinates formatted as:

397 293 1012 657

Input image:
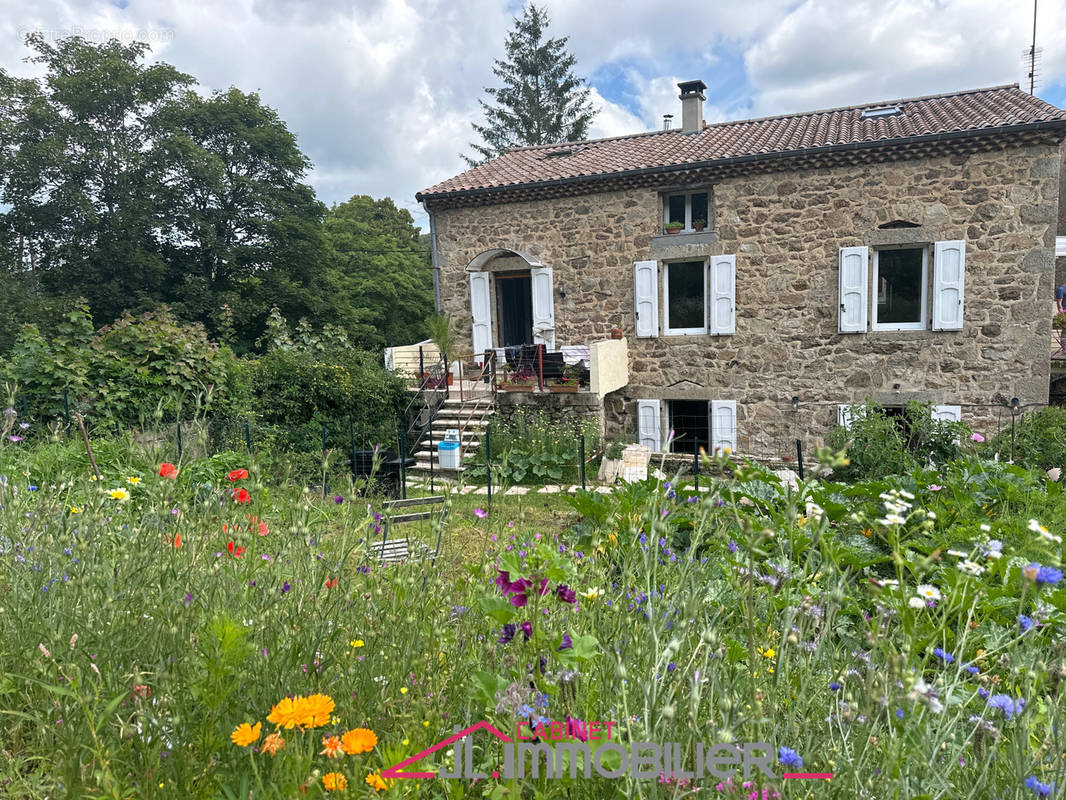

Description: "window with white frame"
663 191 709 233
872 246 928 330
663 260 707 335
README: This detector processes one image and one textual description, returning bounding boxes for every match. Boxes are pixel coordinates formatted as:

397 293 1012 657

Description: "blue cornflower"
1025 776 1053 797
987 693 1026 720
1026 563 1063 586
964 664 979 675
895 708 904 719
28 485 37 491
778 747 803 768
728 539 738 553
829 682 842 691
667 662 677 672
1018 614 1034 632
932 647 954 664
978 687 990 699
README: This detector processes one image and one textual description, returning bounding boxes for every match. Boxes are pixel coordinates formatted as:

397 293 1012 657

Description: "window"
663 260 706 335
872 247 927 331
663 191 709 232
669 400 709 454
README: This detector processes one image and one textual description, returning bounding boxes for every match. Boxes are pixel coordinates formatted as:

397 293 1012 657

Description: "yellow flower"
300 693 335 728
322 772 348 792
320 735 343 759
230 721 261 747
402 737 410 746
107 488 129 501
69 506 83 514
365 773 389 792
266 697 302 729
260 732 285 756
423 720 429 727
341 727 377 755
757 647 776 659
126 476 141 485
89 475 99 482
583 587 603 600
400 687 408 695
349 639 364 648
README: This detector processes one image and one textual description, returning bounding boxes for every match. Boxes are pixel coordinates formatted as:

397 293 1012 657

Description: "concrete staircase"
411 393 495 476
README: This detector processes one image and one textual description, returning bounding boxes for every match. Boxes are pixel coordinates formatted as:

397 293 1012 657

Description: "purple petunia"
333 495 343 504
556 584 576 604
520 621 533 641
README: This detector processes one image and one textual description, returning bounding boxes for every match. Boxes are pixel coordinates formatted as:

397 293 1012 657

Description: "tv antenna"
1025 0 1041 94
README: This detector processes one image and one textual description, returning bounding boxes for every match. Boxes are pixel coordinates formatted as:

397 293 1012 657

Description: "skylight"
861 105 902 119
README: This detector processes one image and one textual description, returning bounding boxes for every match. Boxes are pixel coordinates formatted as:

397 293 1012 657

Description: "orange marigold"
321 735 343 759
260 732 286 756
365 772 389 791
341 727 378 755
299 693 335 728
230 721 261 747
266 697 303 729
322 772 348 791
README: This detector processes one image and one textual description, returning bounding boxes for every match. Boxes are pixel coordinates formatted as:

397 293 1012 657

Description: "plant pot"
549 384 580 393
664 227 682 235
610 327 624 340
447 372 454 386
501 384 535 392
693 224 706 232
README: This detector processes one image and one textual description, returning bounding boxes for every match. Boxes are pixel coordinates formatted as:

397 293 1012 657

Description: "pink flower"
929 484 942 491
474 508 487 519
970 432 985 443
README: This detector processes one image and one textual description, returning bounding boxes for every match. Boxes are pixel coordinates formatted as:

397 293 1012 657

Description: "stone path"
407 480 714 495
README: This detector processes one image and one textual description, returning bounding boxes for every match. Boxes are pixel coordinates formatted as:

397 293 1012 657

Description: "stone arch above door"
466 248 543 271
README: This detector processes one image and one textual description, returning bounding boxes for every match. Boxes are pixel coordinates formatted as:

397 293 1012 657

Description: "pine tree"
465 4 596 165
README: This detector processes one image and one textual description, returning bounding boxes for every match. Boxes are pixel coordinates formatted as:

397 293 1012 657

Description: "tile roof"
418 84 1066 200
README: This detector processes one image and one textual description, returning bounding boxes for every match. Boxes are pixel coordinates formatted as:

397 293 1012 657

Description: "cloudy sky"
3 0 1065 228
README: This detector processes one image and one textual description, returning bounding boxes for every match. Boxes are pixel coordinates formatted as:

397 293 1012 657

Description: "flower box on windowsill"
500 383 536 392
548 383 581 393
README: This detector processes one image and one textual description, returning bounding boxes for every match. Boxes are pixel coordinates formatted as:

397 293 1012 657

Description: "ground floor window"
668 399 709 454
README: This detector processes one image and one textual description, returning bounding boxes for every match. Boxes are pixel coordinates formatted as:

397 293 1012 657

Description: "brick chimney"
677 80 706 134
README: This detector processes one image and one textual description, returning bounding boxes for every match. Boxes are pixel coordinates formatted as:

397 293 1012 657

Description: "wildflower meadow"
1 421 1065 799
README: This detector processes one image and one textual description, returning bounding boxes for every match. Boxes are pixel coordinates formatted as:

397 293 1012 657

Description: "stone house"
416 83 1066 459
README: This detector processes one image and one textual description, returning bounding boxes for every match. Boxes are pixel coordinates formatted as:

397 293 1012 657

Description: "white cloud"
745 0 1066 114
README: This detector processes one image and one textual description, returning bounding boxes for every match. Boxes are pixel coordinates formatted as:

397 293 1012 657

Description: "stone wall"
433 142 1063 458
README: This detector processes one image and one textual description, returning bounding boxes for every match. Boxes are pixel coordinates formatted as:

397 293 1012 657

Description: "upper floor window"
873 247 928 331
663 191 709 234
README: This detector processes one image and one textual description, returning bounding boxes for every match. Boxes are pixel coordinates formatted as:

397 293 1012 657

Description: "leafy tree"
0 35 193 323
465 3 596 164
322 196 432 349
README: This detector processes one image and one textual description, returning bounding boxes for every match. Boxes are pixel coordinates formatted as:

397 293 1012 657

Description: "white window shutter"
711 400 737 455
838 404 866 429
530 266 555 350
636 399 661 451
469 271 492 358
709 254 736 335
932 240 965 331
838 246 869 333
932 404 962 423
634 261 659 338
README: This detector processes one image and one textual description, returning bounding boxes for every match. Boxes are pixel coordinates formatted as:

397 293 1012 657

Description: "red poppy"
227 468 249 482
173 533 183 548
227 541 245 558
158 463 178 479
325 577 338 589
231 488 251 504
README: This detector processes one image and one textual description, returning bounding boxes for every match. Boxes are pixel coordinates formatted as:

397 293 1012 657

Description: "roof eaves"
416 118 1066 204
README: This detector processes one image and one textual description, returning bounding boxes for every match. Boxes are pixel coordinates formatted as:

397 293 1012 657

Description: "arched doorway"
467 249 555 354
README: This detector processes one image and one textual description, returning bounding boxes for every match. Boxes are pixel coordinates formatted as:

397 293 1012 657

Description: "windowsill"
871 324 926 332
650 231 718 251
664 329 708 337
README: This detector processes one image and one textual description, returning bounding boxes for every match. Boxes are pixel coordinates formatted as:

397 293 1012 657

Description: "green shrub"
981 406 1066 470
467 408 599 485
827 400 966 480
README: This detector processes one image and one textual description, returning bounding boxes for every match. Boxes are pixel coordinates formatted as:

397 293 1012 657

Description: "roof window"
861 105 902 119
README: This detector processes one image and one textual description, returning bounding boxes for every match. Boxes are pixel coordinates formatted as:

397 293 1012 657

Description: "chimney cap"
677 79 707 98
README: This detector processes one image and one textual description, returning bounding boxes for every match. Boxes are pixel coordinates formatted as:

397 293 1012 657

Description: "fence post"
244 422 252 453
321 424 328 499
347 414 357 481
579 434 586 491
796 439 805 482
176 419 183 461
113 421 120 438
419 346 425 387
693 438 699 492
486 428 492 507
63 390 70 437
428 415 434 494
398 428 407 500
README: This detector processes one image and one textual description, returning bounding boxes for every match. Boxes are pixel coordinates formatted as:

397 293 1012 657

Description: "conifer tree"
465 4 596 165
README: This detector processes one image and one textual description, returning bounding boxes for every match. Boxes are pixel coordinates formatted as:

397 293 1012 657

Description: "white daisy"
916 585 941 600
